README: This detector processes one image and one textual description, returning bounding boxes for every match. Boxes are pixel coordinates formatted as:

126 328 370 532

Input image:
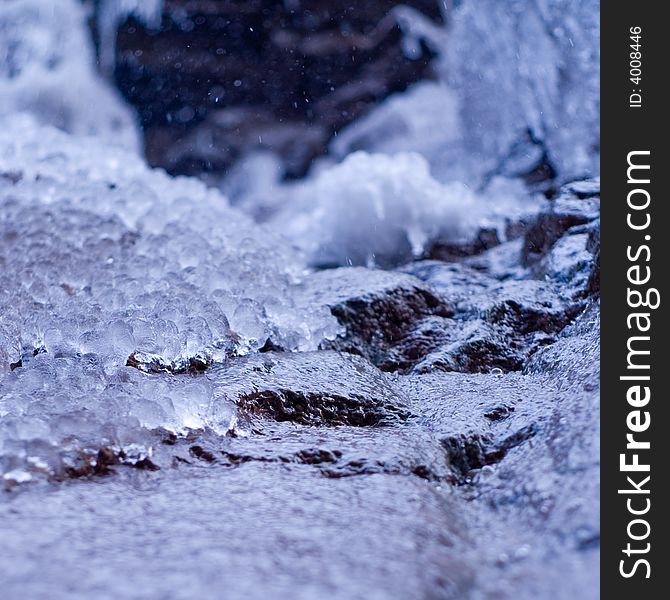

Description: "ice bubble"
0 117 339 481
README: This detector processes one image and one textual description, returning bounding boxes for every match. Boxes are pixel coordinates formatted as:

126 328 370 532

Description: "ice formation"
269 152 541 268
330 82 461 166
0 0 140 150
444 0 599 183
0 117 338 482
331 0 600 185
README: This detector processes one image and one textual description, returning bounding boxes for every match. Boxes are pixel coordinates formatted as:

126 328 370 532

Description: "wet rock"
413 265 581 360
126 350 212 374
376 313 526 375
62 446 120 479
535 233 592 290
0 170 22 185
464 238 529 279
401 260 496 305
189 445 216 463
441 423 538 484
237 388 394 427
109 0 442 177
476 301 600 562
125 337 242 374
377 316 453 372
479 280 583 335
293 448 342 465
61 444 158 479
8 343 48 372
398 371 547 483
561 179 601 199
522 179 600 266
207 351 411 426
524 300 599 377
167 419 451 482
384 263 583 373
299 267 453 365
424 227 501 262
531 216 600 298
1 452 473 599
414 268 581 332
411 320 525 374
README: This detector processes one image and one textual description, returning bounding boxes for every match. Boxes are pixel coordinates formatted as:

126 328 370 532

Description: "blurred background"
1 0 600 194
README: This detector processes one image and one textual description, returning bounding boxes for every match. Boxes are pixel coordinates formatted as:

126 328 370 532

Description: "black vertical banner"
602 2 667 597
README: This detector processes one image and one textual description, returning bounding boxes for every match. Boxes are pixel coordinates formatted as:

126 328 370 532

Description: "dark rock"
377 316 453 372
294 448 342 465
383 263 583 374
533 232 593 293
8 344 48 372
61 444 158 479
189 445 216 462
126 350 212 374
377 314 525 375
528 213 600 298
522 179 600 266
258 338 285 353
411 321 525 374
561 179 601 199
108 0 442 178
125 337 242 374
95 446 121 473
400 261 495 306
207 351 411 426
237 388 396 427
441 423 538 484
0 170 22 185
299 267 453 366
424 227 501 263
415 269 583 332
463 239 529 279
484 405 515 421
398 371 548 484
169 420 451 482
480 280 583 335
524 300 599 376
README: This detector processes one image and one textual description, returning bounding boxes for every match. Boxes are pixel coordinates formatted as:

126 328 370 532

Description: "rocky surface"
0 167 600 598
207 351 411 426
298 267 452 365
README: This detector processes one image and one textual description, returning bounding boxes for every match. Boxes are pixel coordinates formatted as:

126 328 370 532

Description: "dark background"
90 0 443 178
